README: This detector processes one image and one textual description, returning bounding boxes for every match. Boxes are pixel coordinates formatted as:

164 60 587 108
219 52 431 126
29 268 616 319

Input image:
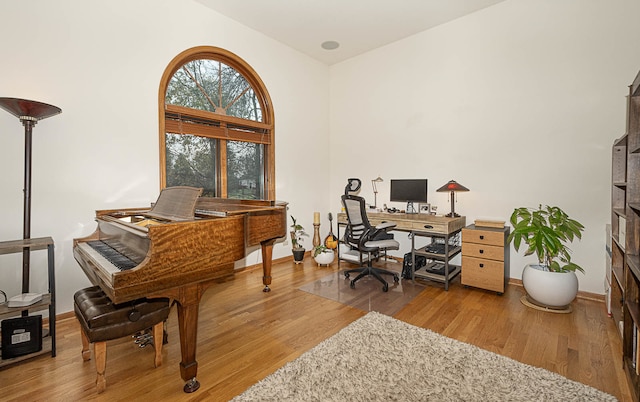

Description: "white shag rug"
232 312 616 402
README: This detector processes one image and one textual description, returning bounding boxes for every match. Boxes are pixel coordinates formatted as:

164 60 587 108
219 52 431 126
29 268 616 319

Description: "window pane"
166 59 262 122
165 133 217 197
227 87 263 121
227 141 264 199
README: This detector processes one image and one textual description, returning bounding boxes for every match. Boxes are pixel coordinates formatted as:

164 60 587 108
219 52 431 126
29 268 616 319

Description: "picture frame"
419 204 431 214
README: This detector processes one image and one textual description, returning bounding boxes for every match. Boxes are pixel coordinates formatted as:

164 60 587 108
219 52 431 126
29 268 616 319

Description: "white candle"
314 212 320 224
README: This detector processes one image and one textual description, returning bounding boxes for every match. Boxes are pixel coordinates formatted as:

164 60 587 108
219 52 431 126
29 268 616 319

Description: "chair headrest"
344 178 361 195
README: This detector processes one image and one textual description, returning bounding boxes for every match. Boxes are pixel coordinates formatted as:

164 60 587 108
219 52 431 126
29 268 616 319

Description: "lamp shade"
436 180 469 192
437 180 468 218
0 97 61 122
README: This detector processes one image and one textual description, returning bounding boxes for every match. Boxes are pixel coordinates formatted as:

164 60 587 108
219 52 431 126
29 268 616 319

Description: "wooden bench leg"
94 341 107 393
80 329 91 361
153 322 164 368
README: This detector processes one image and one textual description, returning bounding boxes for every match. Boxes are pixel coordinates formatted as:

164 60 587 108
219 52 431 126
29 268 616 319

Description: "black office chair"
341 179 400 292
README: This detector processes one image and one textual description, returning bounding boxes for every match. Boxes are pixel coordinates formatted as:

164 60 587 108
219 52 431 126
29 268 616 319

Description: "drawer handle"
479 249 484 254
424 225 433 229
479 263 484 268
479 235 484 240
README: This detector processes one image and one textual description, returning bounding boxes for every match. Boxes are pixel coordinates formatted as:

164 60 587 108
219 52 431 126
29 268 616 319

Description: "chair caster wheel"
382 283 389 292
393 275 399 283
345 273 350 278
350 280 356 289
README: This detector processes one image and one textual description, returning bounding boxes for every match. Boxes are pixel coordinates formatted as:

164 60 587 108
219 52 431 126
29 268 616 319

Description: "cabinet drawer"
461 256 504 293
462 242 504 261
409 221 446 234
462 228 504 246
367 218 448 234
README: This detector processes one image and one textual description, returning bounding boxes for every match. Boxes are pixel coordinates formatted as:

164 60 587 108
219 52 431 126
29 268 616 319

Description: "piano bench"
73 286 171 393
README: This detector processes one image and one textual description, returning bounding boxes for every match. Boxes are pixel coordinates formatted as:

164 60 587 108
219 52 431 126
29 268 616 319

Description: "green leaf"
507 205 584 274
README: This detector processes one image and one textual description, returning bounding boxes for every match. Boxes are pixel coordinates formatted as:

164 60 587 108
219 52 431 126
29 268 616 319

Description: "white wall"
0 0 330 313
329 0 640 294
1 0 637 314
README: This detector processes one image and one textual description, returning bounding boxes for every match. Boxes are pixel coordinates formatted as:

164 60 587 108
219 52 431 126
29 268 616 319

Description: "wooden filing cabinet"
461 225 510 294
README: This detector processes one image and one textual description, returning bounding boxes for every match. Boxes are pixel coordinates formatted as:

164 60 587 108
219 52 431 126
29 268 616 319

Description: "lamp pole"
0 98 61 294
371 176 383 208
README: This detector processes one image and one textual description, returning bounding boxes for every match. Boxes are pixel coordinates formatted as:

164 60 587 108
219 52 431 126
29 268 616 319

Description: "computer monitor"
390 179 428 214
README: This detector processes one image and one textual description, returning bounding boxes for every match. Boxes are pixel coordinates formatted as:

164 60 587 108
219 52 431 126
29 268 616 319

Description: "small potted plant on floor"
313 244 335 266
507 204 585 310
290 215 308 264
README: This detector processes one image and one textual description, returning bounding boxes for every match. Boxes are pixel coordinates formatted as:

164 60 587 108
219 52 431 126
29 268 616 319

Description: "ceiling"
196 0 507 65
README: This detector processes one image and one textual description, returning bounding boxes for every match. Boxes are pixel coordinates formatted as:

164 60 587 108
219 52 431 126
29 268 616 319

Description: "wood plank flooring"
0 257 631 401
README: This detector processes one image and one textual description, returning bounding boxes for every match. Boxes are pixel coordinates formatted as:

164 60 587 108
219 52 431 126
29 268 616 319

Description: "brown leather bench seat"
73 286 170 393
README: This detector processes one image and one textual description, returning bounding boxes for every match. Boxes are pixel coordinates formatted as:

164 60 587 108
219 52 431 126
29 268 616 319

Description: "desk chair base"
345 265 399 292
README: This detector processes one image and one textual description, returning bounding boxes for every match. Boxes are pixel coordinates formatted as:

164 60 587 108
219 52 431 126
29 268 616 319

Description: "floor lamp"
0 97 61 294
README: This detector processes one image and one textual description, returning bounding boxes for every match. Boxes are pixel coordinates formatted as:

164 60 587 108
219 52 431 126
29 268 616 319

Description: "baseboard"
236 251 311 273
508 278 605 303
56 310 75 321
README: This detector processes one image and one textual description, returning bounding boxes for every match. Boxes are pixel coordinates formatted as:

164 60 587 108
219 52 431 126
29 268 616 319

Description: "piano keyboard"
81 240 138 271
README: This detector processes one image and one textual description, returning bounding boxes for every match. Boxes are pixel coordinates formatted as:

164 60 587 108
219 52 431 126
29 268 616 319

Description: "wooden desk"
337 212 466 290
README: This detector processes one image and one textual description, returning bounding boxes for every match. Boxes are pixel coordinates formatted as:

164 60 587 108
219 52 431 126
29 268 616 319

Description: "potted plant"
507 204 585 310
313 244 335 266
290 215 308 264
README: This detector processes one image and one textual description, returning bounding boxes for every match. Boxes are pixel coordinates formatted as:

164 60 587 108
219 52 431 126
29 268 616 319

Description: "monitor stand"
406 202 418 214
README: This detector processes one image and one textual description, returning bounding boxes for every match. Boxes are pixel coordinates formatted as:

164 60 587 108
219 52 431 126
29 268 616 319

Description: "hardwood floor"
0 257 631 401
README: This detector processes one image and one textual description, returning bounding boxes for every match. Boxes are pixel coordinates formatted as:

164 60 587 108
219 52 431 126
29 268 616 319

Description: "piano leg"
173 281 215 393
261 239 276 292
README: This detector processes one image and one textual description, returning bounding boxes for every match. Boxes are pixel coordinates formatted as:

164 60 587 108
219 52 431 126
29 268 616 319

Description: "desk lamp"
436 180 469 218
371 176 383 208
0 97 61 294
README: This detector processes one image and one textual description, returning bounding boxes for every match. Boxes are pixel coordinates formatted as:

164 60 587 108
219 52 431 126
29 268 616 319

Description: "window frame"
158 46 275 199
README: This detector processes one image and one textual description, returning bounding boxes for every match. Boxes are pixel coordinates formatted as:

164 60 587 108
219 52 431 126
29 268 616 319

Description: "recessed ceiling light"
321 41 340 50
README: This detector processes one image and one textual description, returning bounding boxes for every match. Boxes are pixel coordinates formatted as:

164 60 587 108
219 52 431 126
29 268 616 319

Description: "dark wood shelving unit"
612 132 627 339
614 69 640 402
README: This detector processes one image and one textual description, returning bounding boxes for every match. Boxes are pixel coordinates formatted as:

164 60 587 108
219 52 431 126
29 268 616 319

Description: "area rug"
297 269 426 316
232 312 616 402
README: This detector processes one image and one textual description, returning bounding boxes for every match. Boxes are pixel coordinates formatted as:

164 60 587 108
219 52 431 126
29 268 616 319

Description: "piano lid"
143 186 203 221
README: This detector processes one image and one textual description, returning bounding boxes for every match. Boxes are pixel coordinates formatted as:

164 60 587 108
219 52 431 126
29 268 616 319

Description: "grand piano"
73 186 287 392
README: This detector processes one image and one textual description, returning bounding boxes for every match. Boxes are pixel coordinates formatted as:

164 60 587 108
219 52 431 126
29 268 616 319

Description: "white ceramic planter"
522 263 578 308
314 250 335 266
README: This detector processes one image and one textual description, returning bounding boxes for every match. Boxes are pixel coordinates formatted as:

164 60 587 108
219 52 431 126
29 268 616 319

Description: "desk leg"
410 232 416 281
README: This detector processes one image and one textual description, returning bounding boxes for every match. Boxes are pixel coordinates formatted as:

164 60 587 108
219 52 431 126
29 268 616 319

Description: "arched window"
158 46 275 199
